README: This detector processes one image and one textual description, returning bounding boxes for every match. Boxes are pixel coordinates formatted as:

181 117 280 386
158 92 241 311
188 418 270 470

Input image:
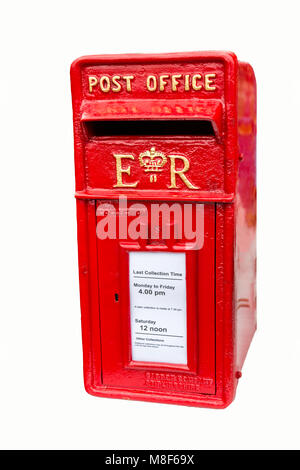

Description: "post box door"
96 201 215 395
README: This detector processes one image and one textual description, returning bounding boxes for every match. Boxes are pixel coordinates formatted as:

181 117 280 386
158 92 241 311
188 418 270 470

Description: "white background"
0 0 299 450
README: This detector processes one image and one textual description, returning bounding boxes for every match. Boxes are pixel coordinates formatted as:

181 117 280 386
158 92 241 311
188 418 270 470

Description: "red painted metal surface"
70 51 256 408
96 202 215 395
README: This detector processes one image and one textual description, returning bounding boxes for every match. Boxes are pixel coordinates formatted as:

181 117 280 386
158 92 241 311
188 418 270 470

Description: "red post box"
70 51 256 408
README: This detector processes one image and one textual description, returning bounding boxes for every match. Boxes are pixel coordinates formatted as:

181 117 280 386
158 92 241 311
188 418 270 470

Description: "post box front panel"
75 56 230 198
96 201 215 395
84 137 225 193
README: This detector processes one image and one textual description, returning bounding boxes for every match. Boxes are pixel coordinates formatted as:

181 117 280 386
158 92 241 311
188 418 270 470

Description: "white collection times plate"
129 251 187 365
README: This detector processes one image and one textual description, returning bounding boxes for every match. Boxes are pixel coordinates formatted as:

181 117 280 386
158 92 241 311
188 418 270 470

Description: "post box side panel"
235 63 257 370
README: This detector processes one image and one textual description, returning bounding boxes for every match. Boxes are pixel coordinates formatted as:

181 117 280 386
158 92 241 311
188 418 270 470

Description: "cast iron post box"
70 52 256 408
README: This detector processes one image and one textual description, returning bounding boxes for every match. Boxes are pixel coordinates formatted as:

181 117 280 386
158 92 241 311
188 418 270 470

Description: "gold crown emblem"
139 147 167 173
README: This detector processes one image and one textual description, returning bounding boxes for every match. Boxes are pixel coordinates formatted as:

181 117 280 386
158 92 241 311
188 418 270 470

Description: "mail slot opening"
84 119 215 138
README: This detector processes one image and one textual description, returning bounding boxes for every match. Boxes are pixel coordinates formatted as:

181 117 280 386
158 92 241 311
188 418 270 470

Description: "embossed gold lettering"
192 74 202 91
88 76 98 92
204 73 216 90
159 74 170 91
111 75 121 92
168 155 199 189
184 74 190 91
87 73 217 93
99 76 110 92
123 75 134 92
171 74 182 91
113 154 138 188
147 75 157 91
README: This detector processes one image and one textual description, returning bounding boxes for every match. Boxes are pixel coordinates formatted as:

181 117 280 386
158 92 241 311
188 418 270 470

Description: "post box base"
84 383 237 409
